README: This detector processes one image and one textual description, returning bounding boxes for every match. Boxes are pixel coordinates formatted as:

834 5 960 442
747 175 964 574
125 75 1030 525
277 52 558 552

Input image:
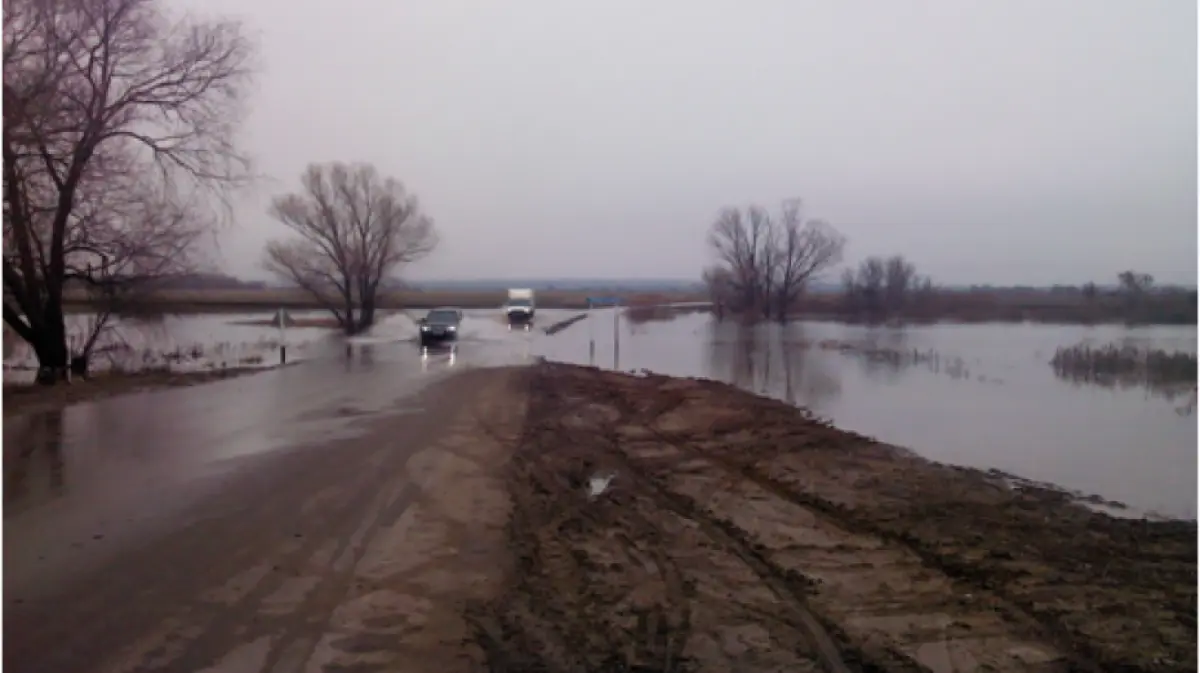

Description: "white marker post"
278 307 287 364
588 298 596 366
612 298 621 370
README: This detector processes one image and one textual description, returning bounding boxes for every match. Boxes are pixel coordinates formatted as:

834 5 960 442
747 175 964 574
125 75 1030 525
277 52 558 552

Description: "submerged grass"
1050 343 1197 387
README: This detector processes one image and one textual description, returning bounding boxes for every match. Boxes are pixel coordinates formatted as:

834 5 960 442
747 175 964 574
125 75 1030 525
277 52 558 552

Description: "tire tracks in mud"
516 364 1085 672
532 365 1132 673
472 369 694 672
562 379 855 673
588 376 1098 673
480 366 854 672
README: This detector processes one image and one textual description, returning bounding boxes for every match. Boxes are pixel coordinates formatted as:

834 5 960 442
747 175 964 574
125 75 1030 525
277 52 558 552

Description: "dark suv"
418 308 463 350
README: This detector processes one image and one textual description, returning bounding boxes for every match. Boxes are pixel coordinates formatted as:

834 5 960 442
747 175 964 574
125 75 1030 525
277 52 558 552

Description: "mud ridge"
471 362 1195 673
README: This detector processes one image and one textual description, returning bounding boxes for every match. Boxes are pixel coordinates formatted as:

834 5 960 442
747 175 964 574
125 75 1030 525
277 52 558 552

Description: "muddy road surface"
472 363 1195 673
5 350 529 673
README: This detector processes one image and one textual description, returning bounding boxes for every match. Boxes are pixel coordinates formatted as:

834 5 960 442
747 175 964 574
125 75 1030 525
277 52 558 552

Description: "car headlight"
420 325 430 331
447 325 457 331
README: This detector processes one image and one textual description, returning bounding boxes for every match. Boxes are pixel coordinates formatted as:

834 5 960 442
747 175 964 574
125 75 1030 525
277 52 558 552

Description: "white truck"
505 288 536 328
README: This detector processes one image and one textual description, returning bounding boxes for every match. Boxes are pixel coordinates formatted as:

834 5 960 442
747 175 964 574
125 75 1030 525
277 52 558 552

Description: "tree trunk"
339 299 358 335
70 354 91 380
358 301 377 334
32 302 69 385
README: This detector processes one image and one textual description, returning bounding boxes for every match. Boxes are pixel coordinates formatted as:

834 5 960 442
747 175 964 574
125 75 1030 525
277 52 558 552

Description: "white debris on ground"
587 472 617 498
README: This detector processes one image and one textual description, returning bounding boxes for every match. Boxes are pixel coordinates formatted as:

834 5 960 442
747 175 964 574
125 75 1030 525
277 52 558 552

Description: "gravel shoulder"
475 362 1195 672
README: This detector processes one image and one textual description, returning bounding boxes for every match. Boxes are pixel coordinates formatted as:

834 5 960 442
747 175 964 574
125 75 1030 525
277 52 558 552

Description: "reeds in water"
1050 343 1197 388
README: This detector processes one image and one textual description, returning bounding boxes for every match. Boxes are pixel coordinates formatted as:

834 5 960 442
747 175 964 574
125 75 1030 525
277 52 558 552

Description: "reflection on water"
535 312 1197 519
4 409 67 511
1052 367 1197 410
818 340 986 385
706 322 841 410
3 328 540 516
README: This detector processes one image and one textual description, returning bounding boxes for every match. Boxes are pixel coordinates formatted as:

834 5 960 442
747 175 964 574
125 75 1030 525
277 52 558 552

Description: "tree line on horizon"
701 201 1195 325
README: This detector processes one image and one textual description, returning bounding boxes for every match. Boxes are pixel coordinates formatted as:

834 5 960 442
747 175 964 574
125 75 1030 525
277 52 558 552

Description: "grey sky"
191 0 1197 285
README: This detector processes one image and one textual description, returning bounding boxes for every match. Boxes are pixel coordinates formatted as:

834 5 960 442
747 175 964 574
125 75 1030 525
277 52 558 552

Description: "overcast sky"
188 0 1197 285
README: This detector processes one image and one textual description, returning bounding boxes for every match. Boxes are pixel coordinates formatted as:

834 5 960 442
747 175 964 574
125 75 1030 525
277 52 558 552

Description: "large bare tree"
263 162 438 335
3 0 256 383
705 199 844 321
770 199 845 321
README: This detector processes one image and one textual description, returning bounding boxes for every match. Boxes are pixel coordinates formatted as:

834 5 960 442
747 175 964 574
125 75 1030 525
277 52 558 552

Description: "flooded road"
535 309 1198 519
4 311 542 673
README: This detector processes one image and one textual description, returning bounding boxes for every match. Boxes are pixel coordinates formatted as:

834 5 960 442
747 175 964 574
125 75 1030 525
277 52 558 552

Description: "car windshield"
426 310 458 324
508 298 532 307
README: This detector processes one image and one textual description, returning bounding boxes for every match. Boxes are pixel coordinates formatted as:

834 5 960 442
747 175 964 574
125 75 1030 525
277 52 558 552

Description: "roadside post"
277 307 287 364
585 296 622 369
587 298 595 366
613 297 621 370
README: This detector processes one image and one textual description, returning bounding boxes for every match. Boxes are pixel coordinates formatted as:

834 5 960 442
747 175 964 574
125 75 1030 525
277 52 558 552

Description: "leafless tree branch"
3 0 256 382
263 162 438 335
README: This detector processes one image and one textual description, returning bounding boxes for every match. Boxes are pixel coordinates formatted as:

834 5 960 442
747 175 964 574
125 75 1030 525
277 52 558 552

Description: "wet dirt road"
4 336 532 673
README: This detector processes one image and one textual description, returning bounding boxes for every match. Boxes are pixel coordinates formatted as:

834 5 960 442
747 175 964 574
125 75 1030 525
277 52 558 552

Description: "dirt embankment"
470 363 1196 672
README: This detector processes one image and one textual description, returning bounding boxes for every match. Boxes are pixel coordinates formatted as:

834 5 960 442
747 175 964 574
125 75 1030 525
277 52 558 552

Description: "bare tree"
706 206 776 316
843 256 935 321
705 199 844 321
771 199 845 321
856 257 887 315
3 0 256 383
701 265 734 320
1117 270 1156 322
263 162 438 335
884 255 917 312
1118 270 1154 296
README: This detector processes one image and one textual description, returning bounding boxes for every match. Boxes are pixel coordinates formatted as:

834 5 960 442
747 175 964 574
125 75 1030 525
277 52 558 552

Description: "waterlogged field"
537 309 1198 519
3 311 338 382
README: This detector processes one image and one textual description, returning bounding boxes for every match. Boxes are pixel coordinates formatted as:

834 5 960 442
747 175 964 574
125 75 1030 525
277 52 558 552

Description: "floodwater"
4 307 1195 527
2 309 543 595
536 309 1198 520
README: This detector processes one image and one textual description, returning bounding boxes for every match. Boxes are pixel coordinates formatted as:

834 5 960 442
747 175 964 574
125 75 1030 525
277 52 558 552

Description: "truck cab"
505 288 536 329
